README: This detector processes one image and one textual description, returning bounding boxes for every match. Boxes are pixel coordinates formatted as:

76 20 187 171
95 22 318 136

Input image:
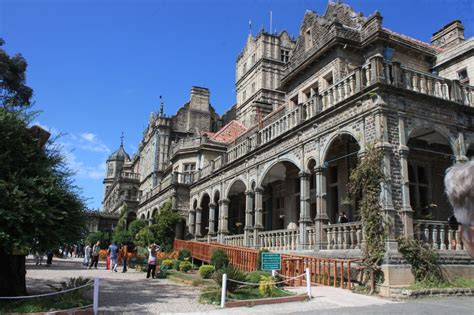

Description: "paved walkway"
26 257 393 314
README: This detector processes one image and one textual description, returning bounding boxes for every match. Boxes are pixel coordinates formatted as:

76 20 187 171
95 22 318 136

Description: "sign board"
261 252 281 271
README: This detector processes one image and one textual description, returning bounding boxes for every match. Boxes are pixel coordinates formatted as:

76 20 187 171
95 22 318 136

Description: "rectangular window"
458 68 469 84
184 163 196 173
323 72 334 88
252 54 256 64
305 29 312 50
280 49 290 63
243 90 246 101
251 82 256 93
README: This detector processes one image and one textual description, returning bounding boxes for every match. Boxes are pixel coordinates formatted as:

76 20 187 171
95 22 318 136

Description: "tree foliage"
134 201 180 251
348 145 386 294
0 39 86 296
0 39 33 109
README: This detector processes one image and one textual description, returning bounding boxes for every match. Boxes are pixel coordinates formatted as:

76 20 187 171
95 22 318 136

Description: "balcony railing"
415 220 464 251
119 172 140 180
259 229 299 251
322 222 363 250
223 234 244 247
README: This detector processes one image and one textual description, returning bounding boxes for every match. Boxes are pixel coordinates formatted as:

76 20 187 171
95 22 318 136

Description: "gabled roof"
206 120 248 144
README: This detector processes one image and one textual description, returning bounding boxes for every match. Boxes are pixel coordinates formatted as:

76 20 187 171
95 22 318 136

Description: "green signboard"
261 252 281 271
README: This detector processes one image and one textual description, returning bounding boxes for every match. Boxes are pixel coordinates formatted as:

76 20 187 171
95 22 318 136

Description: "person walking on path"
108 242 119 272
46 250 53 267
89 241 100 269
83 242 91 267
34 251 43 265
146 244 159 279
120 243 128 273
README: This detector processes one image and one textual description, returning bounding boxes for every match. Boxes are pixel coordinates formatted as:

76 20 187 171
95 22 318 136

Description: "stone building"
103 2 474 290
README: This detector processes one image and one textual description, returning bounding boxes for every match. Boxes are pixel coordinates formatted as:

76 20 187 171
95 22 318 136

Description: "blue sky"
1 0 473 210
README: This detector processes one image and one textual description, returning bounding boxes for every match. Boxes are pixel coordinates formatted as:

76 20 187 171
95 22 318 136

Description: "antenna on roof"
270 11 273 34
120 132 124 146
249 19 252 34
159 95 164 116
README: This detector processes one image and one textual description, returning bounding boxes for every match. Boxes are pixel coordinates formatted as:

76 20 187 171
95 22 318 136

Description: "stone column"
244 191 254 247
398 116 414 238
298 171 312 250
253 187 264 248
455 132 468 164
217 199 230 243
188 209 195 237
208 203 217 242
314 166 329 249
195 207 202 238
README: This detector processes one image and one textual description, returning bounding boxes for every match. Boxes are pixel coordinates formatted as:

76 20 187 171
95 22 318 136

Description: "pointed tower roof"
107 134 130 162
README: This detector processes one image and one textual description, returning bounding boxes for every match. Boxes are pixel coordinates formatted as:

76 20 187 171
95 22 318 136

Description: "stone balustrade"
223 234 244 247
323 222 363 250
259 229 299 251
119 172 140 180
415 220 464 251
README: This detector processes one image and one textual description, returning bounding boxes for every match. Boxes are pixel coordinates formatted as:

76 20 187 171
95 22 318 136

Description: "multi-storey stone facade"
102 2 474 289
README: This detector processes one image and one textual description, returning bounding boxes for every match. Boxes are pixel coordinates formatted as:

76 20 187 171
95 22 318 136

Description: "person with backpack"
89 241 100 269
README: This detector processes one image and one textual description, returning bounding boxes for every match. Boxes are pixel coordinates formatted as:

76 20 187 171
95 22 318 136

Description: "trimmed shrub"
177 249 191 261
161 259 174 269
199 265 216 279
179 261 192 273
256 249 270 270
213 266 246 293
173 259 182 271
246 270 271 284
210 249 229 270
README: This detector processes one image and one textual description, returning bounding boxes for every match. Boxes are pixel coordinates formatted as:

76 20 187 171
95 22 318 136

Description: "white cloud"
81 133 96 142
62 149 106 180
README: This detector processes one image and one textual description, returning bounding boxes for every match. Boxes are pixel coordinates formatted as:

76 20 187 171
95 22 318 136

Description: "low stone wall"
389 287 474 299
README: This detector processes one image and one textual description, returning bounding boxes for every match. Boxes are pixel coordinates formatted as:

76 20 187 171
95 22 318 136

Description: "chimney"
431 20 465 49
189 86 210 112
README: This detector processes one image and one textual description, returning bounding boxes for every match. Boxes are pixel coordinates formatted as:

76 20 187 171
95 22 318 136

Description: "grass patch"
199 286 294 305
408 277 474 290
168 270 213 286
0 295 91 313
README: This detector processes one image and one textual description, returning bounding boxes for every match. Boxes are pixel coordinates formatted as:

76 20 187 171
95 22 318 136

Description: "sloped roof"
207 120 248 144
383 28 443 53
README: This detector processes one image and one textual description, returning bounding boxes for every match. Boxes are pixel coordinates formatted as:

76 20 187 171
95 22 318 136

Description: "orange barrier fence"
173 240 358 289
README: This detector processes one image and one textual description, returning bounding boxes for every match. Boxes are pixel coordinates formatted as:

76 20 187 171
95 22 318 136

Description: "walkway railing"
415 220 464 251
174 240 357 289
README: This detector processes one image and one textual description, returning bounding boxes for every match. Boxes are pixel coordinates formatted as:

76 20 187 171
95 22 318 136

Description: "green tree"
128 219 146 238
134 201 180 252
0 40 86 296
348 145 386 295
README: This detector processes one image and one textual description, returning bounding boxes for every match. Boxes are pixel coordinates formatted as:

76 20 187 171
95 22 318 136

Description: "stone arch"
407 126 455 220
198 192 211 237
323 133 361 223
225 178 247 235
467 142 474 159
212 189 221 203
257 157 302 188
140 213 145 220
224 177 248 199
321 129 361 164
126 211 137 229
406 123 457 155
192 198 198 210
258 159 302 231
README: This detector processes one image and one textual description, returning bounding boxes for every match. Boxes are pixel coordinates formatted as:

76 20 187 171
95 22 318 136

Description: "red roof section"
207 120 248 144
383 28 444 52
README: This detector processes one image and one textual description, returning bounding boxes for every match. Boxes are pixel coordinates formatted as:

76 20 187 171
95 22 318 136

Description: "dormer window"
280 49 290 63
458 68 469 84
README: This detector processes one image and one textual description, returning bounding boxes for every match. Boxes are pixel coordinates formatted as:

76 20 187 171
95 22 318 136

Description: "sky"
1 0 473 210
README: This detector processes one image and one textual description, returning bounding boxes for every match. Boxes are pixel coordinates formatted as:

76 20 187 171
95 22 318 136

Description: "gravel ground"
25 257 216 314
25 257 393 314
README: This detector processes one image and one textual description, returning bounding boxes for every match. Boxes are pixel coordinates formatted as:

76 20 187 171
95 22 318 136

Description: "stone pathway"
25 257 393 314
25 257 216 314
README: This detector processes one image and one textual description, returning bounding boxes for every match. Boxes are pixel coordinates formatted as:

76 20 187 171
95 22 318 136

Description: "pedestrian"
108 241 119 272
120 243 128 273
83 242 91 267
146 243 159 279
444 160 474 258
64 244 69 259
34 250 43 265
46 250 53 267
89 241 100 269
338 211 349 224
